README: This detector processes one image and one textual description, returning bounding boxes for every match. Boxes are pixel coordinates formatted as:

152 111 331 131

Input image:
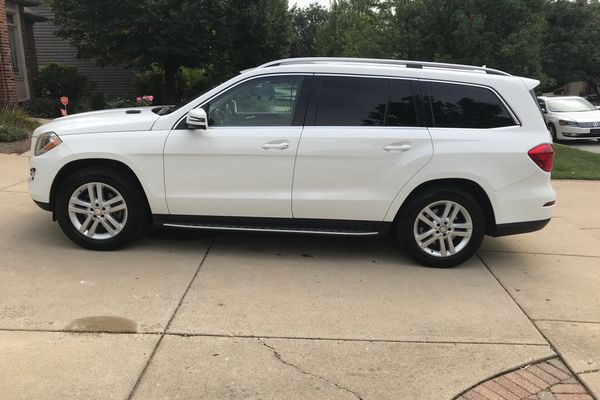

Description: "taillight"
528 144 554 172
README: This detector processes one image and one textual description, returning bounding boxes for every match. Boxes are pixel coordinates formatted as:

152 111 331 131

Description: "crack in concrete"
0 327 551 347
258 338 364 400
579 368 600 375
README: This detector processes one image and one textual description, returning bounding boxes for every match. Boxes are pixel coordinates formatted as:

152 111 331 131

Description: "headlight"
558 120 578 127
34 132 62 156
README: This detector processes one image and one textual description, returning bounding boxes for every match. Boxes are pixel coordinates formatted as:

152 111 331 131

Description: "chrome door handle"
384 144 411 152
261 142 289 150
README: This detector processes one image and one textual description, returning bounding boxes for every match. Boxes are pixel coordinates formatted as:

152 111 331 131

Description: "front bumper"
559 126 600 139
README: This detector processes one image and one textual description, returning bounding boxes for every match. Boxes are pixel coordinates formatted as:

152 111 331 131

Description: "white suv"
28 58 556 268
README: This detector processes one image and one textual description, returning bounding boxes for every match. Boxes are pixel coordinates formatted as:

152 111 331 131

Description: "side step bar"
154 215 391 237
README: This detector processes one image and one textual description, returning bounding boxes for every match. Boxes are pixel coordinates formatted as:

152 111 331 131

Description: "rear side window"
387 79 419 127
425 82 516 129
315 76 388 126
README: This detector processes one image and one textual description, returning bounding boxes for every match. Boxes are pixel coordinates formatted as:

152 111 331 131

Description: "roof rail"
252 57 511 76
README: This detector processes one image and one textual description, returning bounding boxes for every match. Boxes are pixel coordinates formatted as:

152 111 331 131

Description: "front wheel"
55 167 148 250
549 124 558 142
397 188 485 268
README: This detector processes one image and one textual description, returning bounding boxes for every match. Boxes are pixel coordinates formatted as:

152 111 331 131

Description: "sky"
289 0 331 8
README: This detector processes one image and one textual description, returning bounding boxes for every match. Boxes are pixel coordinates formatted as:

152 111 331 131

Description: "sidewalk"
0 153 598 399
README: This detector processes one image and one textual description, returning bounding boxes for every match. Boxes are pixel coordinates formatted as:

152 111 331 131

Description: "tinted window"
315 77 388 126
426 82 516 129
387 79 419 127
207 76 303 126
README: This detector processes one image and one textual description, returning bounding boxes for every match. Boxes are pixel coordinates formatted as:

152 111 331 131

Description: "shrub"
134 65 165 103
33 63 95 103
23 97 61 118
134 65 212 104
0 123 30 142
0 105 41 131
105 97 134 109
91 92 106 110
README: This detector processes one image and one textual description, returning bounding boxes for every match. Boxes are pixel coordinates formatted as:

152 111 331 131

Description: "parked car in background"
28 58 556 268
537 96 600 141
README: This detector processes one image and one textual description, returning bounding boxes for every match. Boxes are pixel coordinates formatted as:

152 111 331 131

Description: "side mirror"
186 108 208 130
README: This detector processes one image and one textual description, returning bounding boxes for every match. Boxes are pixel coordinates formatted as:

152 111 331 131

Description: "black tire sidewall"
397 189 485 268
55 168 146 250
549 124 558 142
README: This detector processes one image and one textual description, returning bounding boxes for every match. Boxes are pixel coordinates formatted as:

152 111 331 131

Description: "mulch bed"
0 137 31 154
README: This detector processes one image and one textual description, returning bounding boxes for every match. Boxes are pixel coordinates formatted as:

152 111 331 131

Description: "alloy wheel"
413 200 473 258
68 182 128 240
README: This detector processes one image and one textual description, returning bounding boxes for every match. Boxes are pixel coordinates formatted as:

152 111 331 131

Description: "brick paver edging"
454 357 594 400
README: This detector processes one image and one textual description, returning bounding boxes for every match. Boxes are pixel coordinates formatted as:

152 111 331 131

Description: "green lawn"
552 144 600 180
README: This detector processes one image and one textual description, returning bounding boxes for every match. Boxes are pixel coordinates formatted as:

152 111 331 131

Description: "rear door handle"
261 142 290 150
384 144 411 152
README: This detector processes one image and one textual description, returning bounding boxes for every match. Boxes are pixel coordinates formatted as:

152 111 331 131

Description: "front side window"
207 76 304 127
426 82 516 129
315 76 388 126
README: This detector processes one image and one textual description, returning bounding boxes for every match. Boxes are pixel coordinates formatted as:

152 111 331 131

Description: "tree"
290 3 329 57
49 0 226 103
223 0 292 76
315 0 393 58
543 0 600 95
389 0 547 79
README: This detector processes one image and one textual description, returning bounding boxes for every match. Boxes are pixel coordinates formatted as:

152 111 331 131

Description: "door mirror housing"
186 108 208 130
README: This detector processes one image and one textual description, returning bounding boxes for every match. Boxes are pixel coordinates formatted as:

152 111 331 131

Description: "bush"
0 105 41 131
33 63 94 104
0 123 30 142
105 97 134 109
23 97 61 118
91 92 106 110
134 65 165 103
134 65 212 104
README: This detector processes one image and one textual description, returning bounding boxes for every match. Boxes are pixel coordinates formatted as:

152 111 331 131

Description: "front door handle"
384 144 411 152
261 142 290 150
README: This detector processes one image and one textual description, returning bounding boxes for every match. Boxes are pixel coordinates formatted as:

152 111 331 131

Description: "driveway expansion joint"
125 235 217 400
258 338 364 400
477 254 598 399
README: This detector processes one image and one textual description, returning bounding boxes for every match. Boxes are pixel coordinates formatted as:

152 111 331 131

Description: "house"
33 2 135 99
0 0 44 104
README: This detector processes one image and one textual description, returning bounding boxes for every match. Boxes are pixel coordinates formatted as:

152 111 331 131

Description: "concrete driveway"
565 139 600 154
1 153 599 399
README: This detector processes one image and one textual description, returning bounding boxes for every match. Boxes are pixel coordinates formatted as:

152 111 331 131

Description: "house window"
6 12 22 77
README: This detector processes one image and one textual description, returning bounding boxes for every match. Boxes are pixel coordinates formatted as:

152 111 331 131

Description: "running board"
154 215 390 237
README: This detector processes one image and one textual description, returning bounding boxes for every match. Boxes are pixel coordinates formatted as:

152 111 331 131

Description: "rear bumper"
490 218 551 237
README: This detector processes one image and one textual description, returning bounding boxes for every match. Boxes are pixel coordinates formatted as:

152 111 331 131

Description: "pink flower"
136 97 142 103
145 95 154 103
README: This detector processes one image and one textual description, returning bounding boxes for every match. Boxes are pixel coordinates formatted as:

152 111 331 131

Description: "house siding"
33 3 135 98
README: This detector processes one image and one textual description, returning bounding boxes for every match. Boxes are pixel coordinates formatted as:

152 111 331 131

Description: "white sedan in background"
537 96 600 141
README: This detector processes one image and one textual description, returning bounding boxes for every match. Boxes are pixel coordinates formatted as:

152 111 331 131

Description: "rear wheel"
397 188 485 268
55 167 147 250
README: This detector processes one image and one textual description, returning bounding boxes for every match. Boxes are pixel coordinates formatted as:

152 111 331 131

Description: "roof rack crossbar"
253 57 511 76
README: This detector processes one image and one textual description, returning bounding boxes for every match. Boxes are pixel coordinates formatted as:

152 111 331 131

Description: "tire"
55 167 148 250
396 187 485 268
548 124 558 142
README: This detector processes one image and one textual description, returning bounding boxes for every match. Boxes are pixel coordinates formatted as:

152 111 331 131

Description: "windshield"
547 98 596 113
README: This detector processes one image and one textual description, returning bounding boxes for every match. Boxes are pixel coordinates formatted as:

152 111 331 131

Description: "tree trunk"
164 61 179 104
